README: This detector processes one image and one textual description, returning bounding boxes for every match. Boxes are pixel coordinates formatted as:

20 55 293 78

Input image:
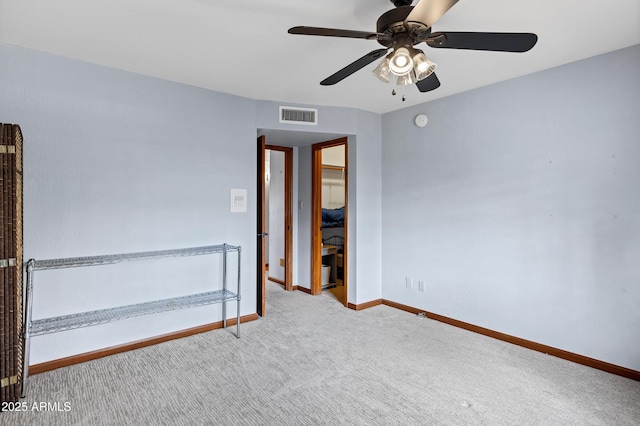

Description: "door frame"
311 137 348 306
257 136 266 316
257 136 294 316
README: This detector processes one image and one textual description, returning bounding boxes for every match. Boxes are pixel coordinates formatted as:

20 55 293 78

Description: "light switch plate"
230 188 247 213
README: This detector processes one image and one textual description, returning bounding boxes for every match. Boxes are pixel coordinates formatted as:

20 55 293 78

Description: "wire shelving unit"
21 243 241 397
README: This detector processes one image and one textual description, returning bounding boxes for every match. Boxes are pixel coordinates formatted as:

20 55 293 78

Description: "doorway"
257 136 293 316
312 138 348 306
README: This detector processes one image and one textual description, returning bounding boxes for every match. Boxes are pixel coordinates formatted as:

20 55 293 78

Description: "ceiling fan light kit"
289 0 537 94
373 47 436 86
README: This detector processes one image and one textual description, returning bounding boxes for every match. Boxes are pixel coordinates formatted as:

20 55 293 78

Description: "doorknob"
258 232 269 237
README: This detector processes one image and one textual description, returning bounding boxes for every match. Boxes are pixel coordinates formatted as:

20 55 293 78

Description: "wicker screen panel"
1 123 23 404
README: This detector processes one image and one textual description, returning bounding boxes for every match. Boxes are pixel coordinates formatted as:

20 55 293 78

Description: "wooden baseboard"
294 286 312 295
382 300 423 315
382 300 640 382
267 276 285 286
348 299 383 311
29 314 259 375
32 299 639 382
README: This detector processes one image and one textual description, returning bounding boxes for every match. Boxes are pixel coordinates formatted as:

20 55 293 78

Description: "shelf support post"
222 244 227 328
21 259 36 398
236 247 241 338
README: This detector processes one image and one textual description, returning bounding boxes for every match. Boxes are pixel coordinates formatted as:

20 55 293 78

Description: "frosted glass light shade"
413 51 437 81
389 47 414 76
396 70 417 86
371 57 392 83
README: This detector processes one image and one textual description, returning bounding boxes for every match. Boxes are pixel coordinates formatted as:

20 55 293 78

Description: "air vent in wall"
279 106 318 125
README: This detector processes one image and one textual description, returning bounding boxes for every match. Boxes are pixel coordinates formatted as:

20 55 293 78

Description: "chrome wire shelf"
21 243 242 398
30 244 239 271
30 289 238 336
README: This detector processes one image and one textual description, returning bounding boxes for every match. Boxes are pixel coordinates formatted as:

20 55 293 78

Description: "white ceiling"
1 0 639 114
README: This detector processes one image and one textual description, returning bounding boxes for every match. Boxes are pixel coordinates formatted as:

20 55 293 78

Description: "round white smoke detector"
415 114 428 127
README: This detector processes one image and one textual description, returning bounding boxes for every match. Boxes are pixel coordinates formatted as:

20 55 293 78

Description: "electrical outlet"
418 281 425 292
406 277 413 289
280 258 284 267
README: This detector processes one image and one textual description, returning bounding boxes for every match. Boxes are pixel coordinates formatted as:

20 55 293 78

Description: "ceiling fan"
288 0 538 93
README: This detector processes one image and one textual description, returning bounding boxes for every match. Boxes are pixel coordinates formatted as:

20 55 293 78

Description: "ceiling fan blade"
416 73 441 92
288 26 390 41
320 49 389 86
406 0 460 27
427 32 538 52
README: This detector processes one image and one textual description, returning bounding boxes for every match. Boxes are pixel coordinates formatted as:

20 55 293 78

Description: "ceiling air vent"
279 106 318 125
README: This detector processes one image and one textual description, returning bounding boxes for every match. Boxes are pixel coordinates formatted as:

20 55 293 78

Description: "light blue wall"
256 100 359 135
381 44 640 370
352 110 383 303
0 43 385 363
296 144 313 290
256 101 383 304
1 43 258 363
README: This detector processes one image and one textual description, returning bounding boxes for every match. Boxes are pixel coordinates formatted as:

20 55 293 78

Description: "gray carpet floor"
4 280 640 425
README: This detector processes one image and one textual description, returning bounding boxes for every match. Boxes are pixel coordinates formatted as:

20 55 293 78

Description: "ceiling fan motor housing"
391 0 414 6
376 6 431 48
